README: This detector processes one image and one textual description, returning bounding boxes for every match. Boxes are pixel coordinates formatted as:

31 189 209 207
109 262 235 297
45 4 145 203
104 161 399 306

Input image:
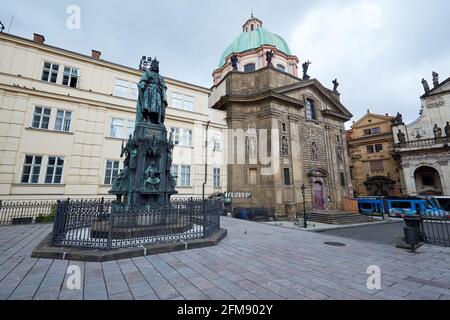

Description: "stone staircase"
307 210 377 225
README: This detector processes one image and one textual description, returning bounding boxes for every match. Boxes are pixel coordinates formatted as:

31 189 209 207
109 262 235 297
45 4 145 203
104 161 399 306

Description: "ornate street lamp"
301 184 307 228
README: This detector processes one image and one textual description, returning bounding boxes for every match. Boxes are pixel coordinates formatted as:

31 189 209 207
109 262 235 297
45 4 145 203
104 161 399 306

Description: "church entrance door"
313 182 325 210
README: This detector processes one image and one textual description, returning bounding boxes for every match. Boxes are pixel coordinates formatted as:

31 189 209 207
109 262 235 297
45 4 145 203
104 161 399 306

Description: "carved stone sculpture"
332 79 339 93
445 121 450 138
422 78 430 93
433 124 442 138
302 61 311 80
266 50 274 66
432 71 439 88
231 53 239 70
397 130 407 144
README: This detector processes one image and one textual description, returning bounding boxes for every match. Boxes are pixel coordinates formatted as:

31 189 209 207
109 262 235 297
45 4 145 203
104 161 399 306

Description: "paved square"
0 217 449 300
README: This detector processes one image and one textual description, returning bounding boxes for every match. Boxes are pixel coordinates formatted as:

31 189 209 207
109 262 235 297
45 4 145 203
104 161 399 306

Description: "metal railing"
0 200 57 225
51 198 222 250
420 214 450 247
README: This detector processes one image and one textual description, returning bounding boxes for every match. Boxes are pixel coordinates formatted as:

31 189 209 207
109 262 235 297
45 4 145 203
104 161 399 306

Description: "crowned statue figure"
136 58 168 126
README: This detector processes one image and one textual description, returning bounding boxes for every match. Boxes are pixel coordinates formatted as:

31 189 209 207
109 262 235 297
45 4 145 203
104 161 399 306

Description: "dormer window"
251 24 254 31
244 63 256 72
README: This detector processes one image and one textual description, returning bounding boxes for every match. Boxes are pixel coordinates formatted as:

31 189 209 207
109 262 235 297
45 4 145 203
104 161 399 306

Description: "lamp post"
301 184 307 228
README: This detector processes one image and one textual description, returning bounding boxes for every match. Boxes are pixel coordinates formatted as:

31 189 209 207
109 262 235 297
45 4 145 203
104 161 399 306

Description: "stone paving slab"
0 218 450 300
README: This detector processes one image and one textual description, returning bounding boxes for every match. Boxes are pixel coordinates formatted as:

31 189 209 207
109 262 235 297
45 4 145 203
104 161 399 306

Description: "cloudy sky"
1 0 449 126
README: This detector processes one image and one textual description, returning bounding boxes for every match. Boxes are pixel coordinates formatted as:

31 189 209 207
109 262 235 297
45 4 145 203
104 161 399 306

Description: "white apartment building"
0 32 227 200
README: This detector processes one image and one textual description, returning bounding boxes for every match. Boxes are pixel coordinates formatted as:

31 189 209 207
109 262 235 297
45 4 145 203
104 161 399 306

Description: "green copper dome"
218 27 292 68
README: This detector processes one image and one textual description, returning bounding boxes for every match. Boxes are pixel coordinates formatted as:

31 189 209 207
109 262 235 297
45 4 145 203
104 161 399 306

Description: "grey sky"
1 0 449 126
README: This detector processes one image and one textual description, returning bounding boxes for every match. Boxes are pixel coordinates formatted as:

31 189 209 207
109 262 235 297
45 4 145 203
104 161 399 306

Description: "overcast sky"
1 0 449 126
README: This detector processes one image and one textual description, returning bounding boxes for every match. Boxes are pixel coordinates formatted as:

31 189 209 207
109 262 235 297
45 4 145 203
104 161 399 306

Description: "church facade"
392 72 450 196
209 17 354 215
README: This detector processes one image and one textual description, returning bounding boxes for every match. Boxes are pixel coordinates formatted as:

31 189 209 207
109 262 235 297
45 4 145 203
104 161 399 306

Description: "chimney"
33 33 45 44
91 50 101 60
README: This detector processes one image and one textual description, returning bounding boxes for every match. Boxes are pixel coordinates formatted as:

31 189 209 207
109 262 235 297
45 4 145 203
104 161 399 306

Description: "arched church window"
244 63 256 72
306 99 317 121
277 64 285 72
251 24 254 31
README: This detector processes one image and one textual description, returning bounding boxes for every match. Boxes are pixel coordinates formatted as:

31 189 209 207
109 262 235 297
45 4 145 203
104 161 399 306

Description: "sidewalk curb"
308 220 403 233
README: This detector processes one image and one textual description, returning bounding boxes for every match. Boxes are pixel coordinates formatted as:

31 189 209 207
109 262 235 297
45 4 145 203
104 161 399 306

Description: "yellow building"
347 112 402 197
0 32 227 200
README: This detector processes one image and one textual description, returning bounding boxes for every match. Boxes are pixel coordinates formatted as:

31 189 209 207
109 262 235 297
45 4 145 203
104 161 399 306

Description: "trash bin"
404 227 419 247
404 215 424 243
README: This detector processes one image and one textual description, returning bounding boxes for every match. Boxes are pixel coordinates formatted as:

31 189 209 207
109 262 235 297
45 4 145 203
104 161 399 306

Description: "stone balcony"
395 137 449 152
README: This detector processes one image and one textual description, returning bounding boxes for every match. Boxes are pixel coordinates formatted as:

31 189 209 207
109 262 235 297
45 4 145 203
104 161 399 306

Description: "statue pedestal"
110 123 177 208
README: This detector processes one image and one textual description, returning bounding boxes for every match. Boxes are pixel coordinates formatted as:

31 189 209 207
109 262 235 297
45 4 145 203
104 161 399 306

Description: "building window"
281 123 287 132
213 168 221 188
306 99 317 120
109 118 135 139
171 93 194 111
45 157 64 184
114 79 138 100
340 172 346 187
283 168 291 186
54 110 72 132
171 128 192 147
21 155 43 184
62 67 79 88
171 165 179 185
212 134 221 151
337 135 341 143
366 144 383 154
32 107 51 129
104 160 120 185
41 62 59 83
248 168 257 185
244 63 256 72
422 175 435 186
364 127 381 136
277 64 286 72
180 165 191 187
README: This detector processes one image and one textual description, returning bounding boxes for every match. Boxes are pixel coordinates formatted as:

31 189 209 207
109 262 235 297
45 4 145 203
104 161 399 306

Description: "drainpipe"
203 121 211 237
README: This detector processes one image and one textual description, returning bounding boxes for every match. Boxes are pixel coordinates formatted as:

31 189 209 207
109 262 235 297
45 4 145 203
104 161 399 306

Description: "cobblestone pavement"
0 217 449 300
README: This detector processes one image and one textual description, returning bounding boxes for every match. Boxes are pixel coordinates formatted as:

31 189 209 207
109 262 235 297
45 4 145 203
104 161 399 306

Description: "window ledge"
26 127 74 135
12 183 66 187
176 186 193 189
105 136 126 141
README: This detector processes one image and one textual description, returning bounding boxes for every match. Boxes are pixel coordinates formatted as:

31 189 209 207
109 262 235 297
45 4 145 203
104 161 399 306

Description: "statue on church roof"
433 124 442 138
432 71 439 88
302 61 311 80
231 53 239 71
266 50 274 67
332 79 339 92
393 112 403 126
0 21 5 33
397 130 406 144
421 78 430 93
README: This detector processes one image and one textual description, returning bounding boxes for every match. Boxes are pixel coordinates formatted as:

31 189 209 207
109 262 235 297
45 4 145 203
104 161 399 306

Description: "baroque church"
209 16 354 215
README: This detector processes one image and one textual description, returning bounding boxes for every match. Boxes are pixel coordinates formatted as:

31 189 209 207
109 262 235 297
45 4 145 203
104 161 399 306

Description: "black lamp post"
301 184 307 228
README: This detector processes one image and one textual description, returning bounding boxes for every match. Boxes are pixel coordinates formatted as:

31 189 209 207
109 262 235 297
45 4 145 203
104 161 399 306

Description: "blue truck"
357 196 447 218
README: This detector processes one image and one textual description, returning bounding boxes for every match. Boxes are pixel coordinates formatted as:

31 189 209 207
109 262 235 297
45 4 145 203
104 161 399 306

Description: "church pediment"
275 79 353 120
352 112 393 129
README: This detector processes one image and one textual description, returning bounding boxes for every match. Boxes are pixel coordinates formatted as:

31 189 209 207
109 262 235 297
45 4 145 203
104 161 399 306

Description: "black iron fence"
0 200 57 225
51 198 222 250
420 214 450 247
